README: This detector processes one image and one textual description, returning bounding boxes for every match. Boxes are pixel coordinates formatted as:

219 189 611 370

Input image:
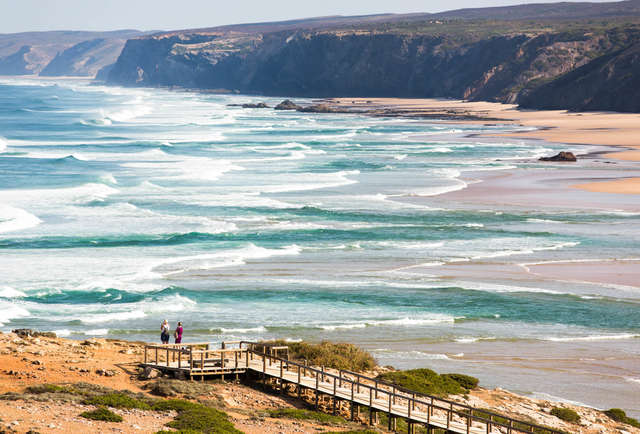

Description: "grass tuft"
266 340 376 371
84 392 151 410
604 408 640 428
80 407 123 422
376 368 467 396
550 407 580 423
166 406 242 433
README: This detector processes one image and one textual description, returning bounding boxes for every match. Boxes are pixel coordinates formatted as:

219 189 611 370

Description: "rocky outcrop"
228 102 269 108
104 14 640 112
274 99 302 110
539 151 577 162
40 38 112 77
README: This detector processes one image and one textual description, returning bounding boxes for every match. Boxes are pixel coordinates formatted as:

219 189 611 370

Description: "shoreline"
327 97 640 195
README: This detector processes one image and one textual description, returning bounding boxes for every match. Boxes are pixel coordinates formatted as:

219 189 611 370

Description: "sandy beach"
333 97 640 195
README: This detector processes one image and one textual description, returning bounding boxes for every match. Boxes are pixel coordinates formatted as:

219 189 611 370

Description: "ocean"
0 78 638 415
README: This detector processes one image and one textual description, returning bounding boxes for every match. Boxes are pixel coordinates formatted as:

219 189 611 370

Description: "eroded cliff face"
107 27 640 111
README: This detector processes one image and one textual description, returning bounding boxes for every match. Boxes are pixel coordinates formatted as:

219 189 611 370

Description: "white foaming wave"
53 329 71 337
430 147 453 153
373 241 445 250
0 301 30 326
625 377 640 385
147 294 198 313
266 221 328 231
152 243 302 276
528 392 592 408
219 326 267 334
454 336 496 344
80 310 146 324
124 154 243 182
393 154 408 160
85 329 109 336
320 314 455 330
543 334 639 342
0 286 27 298
471 241 579 260
372 349 451 360
527 218 563 224
256 170 359 194
0 183 119 206
455 281 564 295
185 193 302 210
0 136 7 152
99 174 118 185
0 205 42 233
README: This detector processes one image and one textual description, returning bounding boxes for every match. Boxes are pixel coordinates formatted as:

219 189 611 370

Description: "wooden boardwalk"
142 341 563 434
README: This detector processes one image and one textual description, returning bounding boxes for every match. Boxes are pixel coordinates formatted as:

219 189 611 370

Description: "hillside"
106 8 640 111
0 30 143 76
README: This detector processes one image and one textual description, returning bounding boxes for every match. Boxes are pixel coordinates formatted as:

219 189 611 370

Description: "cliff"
107 18 640 112
0 30 143 76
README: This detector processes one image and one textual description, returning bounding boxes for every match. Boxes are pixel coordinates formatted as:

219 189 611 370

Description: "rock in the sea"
11 329 56 339
274 99 302 110
539 151 577 162
227 102 269 108
296 104 346 113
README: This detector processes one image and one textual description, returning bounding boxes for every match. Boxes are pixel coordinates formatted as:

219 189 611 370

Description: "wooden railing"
143 342 247 373
243 346 565 434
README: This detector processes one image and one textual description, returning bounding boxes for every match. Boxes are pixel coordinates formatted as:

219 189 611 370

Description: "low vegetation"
550 407 580 423
265 340 376 371
84 392 152 410
605 408 640 428
79 407 123 422
376 368 478 397
267 408 345 425
472 409 569 434
164 402 241 434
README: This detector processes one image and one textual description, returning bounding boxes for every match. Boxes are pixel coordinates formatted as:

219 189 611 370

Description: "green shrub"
156 430 203 434
84 392 151 410
376 369 465 397
25 384 75 394
267 408 345 424
166 406 241 433
266 340 376 371
80 407 123 422
152 399 202 413
441 373 479 390
550 407 580 423
604 408 640 428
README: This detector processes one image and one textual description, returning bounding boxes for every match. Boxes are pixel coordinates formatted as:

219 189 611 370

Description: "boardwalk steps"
142 341 564 434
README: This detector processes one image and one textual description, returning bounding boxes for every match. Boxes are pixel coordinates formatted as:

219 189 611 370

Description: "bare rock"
12 329 56 339
274 99 302 110
539 151 577 162
139 366 162 380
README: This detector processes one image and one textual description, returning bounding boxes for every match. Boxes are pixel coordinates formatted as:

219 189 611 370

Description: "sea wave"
542 334 639 342
0 205 42 234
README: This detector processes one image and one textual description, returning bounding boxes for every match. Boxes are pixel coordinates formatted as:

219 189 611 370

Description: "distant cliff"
106 20 640 112
0 30 143 76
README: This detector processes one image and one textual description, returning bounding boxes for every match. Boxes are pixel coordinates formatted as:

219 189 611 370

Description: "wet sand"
333 97 640 194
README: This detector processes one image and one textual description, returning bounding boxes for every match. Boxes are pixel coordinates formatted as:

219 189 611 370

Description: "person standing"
174 321 183 344
160 319 170 344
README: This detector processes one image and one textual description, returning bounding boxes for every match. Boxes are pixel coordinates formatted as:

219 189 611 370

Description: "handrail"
245 348 564 434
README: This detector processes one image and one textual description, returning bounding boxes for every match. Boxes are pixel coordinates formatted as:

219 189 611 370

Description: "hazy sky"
1 0 616 33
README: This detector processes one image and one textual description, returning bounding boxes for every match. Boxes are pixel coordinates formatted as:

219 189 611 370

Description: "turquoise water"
1 78 639 414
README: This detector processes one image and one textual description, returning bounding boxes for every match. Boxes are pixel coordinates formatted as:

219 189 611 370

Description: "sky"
1 0 617 33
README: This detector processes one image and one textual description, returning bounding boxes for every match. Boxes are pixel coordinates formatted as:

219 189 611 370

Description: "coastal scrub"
550 407 580 423
376 368 478 396
80 407 123 422
266 340 376 371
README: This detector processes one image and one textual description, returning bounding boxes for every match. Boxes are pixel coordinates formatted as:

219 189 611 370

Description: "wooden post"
166 348 169 367
262 354 266 373
408 396 411 419
201 351 204 374
392 386 396 405
280 361 283 378
155 347 158 365
178 349 181 368
235 351 238 369
351 382 355 401
467 413 471 434
338 370 342 387
297 365 301 384
447 409 450 431
321 366 325 383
